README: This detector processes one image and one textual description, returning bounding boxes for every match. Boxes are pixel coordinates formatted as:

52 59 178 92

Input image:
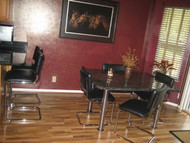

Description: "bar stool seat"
5 69 36 83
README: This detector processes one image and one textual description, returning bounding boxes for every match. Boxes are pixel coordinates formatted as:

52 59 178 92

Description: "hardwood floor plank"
0 93 189 143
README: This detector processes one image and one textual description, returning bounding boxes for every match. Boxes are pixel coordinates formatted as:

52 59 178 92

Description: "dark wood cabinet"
0 0 12 21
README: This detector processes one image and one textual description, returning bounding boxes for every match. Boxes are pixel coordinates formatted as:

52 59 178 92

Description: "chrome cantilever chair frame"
7 84 41 105
10 46 43 105
76 66 115 127
76 101 115 127
114 72 175 143
5 83 42 122
5 50 44 122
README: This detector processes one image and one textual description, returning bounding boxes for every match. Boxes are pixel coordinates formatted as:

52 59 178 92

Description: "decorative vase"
125 67 132 79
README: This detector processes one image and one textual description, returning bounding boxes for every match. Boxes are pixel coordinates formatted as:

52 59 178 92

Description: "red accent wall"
12 0 190 104
13 0 152 90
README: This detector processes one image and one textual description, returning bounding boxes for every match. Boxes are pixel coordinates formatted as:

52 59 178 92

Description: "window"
153 7 190 80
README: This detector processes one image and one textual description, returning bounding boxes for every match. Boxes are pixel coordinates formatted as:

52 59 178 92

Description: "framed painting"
59 0 120 43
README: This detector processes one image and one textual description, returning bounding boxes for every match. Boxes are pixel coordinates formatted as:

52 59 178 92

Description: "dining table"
86 68 175 132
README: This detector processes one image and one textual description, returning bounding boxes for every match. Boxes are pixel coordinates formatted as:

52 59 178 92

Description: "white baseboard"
11 89 179 107
165 102 178 107
12 88 83 93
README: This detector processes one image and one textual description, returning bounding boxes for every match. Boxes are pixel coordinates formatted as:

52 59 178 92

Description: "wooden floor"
0 93 190 143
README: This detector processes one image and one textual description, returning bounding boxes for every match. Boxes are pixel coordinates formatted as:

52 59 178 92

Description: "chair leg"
143 104 164 126
76 101 115 127
7 82 41 105
6 106 42 122
108 103 115 125
114 110 134 143
5 82 15 111
114 110 155 143
131 124 155 143
6 82 13 106
114 109 120 135
127 113 131 124
76 111 100 127
87 101 93 112
76 100 101 127
143 118 164 126
5 82 42 122
11 93 41 104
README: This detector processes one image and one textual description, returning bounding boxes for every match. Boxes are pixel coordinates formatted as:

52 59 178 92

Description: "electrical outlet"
52 76 56 82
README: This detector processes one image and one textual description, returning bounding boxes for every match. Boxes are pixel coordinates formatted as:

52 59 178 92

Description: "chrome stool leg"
5 82 42 122
11 93 41 104
7 106 41 122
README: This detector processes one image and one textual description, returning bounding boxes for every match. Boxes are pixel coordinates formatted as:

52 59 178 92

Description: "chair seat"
119 99 149 118
88 88 115 102
5 69 36 83
12 62 34 70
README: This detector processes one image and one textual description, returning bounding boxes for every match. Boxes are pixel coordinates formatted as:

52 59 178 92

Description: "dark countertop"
86 68 179 93
86 69 156 92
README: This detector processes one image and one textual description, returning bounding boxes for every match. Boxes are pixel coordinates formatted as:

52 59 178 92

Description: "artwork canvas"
59 0 120 43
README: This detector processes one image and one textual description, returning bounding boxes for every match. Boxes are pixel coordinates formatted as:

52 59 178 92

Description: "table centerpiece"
121 48 140 79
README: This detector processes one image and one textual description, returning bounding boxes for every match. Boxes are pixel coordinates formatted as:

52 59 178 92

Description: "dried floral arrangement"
121 48 140 69
153 59 175 74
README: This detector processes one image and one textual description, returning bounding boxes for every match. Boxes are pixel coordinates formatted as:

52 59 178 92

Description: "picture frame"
59 0 120 43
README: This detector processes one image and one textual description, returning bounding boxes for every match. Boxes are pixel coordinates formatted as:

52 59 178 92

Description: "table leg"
97 89 108 131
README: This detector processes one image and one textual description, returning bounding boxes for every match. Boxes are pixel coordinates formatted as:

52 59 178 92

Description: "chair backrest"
32 46 41 60
146 72 175 116
33 46 44 60
102 63 125 72
33 51 45 80
155 72 175 88
80 66 93 96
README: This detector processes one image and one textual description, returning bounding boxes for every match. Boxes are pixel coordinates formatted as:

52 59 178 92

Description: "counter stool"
10 46 43 106
4 50 44 122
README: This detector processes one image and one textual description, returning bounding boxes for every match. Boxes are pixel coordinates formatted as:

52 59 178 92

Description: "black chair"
76 66 116 127
134 76 175 124
4 50 45 122
114 72 175 143
102 63 125 73
8 47 44 106
11 46 43 70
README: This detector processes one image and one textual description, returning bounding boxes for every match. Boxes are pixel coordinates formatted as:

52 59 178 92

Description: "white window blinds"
154 7 190 80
